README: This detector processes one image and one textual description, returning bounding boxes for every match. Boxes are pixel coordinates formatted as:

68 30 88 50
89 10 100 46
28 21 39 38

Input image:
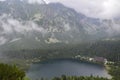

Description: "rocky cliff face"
0 0 120 50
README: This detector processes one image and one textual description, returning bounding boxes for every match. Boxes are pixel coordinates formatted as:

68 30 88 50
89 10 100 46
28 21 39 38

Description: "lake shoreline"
27 58 111 80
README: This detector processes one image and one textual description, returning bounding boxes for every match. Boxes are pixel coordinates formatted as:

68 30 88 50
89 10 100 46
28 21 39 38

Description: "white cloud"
0 0 6 1
101 0 120 19
47 0 120 19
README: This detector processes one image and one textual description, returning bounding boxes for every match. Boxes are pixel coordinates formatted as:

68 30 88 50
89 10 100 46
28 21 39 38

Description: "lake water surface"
27 59 111 80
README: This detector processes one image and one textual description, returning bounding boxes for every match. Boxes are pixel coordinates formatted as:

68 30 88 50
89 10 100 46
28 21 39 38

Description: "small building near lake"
93 57 107 64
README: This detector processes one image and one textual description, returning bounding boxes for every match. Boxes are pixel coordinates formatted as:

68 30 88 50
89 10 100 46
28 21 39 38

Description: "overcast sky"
0 0 120 19
46 0 120 19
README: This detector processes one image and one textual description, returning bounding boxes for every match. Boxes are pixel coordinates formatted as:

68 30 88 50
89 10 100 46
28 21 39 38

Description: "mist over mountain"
0 0 120 50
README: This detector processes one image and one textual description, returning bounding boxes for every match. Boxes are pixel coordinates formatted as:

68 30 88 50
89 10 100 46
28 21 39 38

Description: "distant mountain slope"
0 0 120 50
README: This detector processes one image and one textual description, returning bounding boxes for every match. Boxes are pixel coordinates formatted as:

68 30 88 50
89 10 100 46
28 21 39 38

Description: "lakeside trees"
0 63 26 80
108 62 120 80
41 75 109 80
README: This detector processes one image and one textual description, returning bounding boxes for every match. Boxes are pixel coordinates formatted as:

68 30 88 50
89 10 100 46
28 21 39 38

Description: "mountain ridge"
0 0 120 50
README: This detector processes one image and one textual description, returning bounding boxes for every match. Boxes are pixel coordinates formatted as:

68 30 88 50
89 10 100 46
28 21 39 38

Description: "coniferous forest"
0 63 26 80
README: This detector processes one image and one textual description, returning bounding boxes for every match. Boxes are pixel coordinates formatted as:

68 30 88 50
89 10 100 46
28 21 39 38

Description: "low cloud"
0 37 7 45
0 14 47 45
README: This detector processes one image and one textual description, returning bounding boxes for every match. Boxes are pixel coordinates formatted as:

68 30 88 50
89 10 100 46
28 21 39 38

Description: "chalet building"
93 57 107 64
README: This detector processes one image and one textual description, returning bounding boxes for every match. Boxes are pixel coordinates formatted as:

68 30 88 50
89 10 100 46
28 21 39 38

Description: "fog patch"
0 37 7 45
0 15 47 34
